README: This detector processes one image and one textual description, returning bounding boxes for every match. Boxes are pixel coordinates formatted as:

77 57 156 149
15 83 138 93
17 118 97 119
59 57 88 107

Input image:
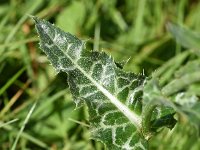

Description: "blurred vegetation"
0 0 200 149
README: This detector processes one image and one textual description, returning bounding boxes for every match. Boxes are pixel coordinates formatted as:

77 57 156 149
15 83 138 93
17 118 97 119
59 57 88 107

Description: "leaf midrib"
40 22 142 130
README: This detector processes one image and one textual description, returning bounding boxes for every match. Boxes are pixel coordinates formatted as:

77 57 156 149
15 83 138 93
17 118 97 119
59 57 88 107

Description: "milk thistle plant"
33 16 200 150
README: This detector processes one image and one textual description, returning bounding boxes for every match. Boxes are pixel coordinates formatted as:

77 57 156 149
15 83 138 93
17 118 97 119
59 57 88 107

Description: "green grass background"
0 0 200 149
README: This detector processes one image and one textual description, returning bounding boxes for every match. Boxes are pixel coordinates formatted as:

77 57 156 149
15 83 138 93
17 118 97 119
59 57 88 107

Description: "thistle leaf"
33 17 148 150
33 17 178 150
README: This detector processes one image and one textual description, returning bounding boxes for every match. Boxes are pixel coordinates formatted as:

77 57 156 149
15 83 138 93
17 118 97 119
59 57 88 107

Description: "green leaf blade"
34 17 148 149
167 22 200 50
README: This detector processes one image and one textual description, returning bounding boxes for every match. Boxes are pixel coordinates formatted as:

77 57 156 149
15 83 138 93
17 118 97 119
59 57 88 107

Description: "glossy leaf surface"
34 17 148 150
33 17 182 150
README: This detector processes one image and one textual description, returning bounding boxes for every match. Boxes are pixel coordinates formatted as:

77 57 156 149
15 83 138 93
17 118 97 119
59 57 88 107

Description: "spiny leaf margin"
33 16 148 150
33 16 179 150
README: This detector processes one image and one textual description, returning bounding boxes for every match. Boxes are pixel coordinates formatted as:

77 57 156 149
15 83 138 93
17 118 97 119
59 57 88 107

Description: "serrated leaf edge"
33 16 142 130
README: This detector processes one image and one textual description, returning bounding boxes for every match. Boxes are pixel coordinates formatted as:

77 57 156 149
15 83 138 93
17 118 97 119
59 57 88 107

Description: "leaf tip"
29 15 39 23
